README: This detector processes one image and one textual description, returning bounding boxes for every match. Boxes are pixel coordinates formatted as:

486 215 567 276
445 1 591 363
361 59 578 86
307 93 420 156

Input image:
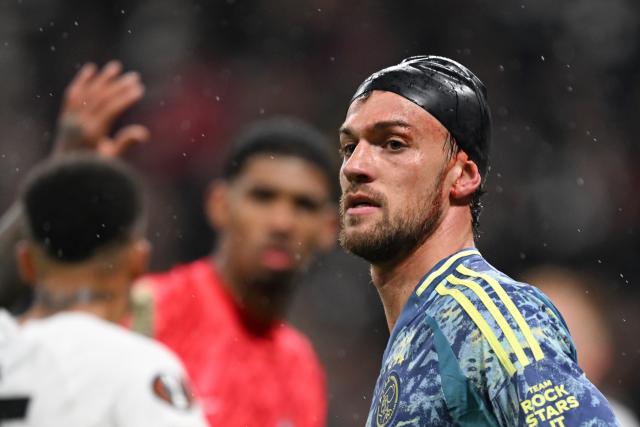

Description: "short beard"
240 270 296 327
339 171 445 265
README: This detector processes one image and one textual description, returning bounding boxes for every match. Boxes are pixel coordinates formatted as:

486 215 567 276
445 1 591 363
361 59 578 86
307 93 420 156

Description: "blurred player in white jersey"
0 154 207 427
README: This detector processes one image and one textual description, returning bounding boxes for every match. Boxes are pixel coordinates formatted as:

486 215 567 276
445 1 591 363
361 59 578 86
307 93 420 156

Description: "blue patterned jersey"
366 249 619 427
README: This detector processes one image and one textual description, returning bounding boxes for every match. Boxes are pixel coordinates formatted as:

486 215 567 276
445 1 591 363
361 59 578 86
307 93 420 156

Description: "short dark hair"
222 117 336 192
20 154 144 263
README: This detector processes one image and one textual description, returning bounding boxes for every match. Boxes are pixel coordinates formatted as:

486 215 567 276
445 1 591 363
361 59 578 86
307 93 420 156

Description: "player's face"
338 90 452 264
211 154 334 287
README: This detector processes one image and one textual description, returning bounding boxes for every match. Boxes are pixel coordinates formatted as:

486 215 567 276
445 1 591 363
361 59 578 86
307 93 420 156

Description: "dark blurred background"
0 0 639 424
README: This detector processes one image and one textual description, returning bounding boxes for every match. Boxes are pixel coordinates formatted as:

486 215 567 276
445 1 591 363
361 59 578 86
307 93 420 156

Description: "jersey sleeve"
489 297 619 427
113 345 208 427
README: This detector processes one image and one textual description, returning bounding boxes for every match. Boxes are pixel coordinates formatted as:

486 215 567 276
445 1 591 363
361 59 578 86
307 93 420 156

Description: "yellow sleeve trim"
456 264 544 362
446 274 530 368
436 282 517 376
416 249 480 296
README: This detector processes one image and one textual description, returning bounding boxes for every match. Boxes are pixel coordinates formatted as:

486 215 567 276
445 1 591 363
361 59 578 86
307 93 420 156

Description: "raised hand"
53 60 150 158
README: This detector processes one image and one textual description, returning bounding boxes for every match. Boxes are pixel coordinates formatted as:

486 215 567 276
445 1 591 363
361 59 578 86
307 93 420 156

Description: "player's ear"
16 240 37 285
318 205 338 252
205 180 230 231
449 151 481 202
128 237 150 279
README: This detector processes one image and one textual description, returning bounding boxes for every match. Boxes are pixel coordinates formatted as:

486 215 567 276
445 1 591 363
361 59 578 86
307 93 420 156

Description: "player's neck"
22 272 129 324
371 208 475 332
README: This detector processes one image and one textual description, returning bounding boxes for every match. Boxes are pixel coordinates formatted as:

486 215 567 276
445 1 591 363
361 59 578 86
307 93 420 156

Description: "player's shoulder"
0 309 19 342
273 323 324 371
131 259 219 335
275 322 318 356
427 252 573 377
25 312 183 371
439 255 557 320
429 252 567 333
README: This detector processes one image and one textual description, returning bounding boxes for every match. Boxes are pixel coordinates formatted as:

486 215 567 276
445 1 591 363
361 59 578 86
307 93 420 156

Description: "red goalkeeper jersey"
131 259 326 427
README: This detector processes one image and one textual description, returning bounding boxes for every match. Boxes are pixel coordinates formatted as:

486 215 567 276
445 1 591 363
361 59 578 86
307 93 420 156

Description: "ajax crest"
376 372 400 427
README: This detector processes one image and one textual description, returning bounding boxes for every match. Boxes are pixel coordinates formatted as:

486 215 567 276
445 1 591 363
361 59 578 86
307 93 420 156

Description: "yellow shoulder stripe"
456 264 544 362
435 282 517 376
446 274 530 368
416 249 480 296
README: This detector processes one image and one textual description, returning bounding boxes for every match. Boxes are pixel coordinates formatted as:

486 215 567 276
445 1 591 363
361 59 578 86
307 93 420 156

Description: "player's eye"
249 187 276 203
340 143 357 158
295 196 321 213
387 139 406 151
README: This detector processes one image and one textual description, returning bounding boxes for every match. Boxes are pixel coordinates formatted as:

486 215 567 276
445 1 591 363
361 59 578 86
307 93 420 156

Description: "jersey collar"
387 248 481 343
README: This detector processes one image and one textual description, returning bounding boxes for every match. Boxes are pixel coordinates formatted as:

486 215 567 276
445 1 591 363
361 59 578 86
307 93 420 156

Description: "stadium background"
0 0 638 424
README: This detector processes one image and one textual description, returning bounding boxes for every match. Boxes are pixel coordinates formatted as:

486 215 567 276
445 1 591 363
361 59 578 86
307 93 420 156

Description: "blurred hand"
53 60 150 158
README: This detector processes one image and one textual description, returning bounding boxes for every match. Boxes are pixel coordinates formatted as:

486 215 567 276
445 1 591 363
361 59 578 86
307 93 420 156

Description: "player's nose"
341 141 375 184
267 200 296 234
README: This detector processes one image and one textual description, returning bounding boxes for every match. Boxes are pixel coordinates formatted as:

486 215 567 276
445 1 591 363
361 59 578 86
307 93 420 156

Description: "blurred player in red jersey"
132 118 337 426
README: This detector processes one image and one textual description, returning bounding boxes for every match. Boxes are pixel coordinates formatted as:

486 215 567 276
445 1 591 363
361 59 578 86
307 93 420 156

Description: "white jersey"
0 310 207 427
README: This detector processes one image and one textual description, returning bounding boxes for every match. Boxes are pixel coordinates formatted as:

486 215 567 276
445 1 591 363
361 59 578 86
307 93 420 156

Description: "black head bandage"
350 55 492 178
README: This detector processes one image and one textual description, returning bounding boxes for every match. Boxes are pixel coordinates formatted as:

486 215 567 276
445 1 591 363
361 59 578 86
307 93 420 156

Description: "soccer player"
338 55 619 426
0 155 206 426
131 118 337 426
